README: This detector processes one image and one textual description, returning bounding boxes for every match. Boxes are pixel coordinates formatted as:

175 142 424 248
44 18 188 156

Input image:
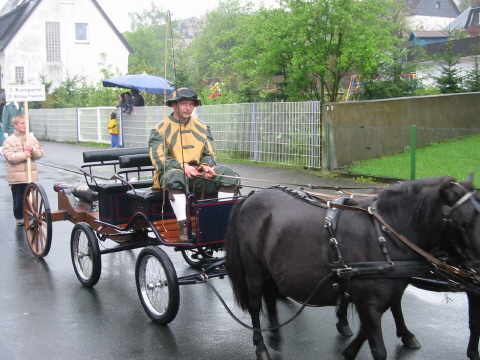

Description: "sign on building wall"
5 84 46 102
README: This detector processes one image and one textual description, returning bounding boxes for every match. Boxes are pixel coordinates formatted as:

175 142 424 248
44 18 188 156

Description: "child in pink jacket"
3 114 44 225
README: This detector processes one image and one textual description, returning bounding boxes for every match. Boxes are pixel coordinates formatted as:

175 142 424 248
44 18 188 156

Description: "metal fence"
27 96 480 172
30 102 323 168
30 108 78 142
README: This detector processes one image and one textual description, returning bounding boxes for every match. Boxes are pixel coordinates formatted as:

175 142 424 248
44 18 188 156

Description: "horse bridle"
307 183 480 288
445 182 480 215
441 182 480 271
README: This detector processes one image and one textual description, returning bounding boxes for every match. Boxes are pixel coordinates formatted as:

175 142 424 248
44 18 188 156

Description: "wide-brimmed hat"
166 88 201 107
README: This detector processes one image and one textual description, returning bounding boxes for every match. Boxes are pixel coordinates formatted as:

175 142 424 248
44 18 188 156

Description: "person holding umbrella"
148 88 240 241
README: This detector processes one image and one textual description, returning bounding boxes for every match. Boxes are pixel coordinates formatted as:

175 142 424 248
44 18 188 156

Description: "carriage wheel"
23 183 52 257
70 222 101 287
136 246 179 325
181 247 223 270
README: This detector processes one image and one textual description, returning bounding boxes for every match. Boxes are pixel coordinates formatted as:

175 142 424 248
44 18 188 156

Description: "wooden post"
410 125 416 180
24 101 32 183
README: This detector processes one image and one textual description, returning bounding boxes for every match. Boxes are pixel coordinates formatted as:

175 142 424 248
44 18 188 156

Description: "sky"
0 0 273 32
96 0 224 32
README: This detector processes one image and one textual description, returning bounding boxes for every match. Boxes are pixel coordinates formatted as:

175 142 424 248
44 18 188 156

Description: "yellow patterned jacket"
148 114 216 189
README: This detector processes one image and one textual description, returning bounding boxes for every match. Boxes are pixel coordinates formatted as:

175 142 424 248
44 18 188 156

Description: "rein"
36 160 115 182
214 173 382 191
36 159 381 193
306 191 480 289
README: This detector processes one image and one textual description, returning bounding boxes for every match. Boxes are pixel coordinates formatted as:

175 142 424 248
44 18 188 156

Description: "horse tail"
225 197 251 311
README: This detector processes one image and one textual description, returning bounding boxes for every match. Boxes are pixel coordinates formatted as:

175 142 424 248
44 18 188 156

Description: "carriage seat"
125 188 172 220
126 188 164 201
88 180 153 193
54 183 99 203
72 185 99 203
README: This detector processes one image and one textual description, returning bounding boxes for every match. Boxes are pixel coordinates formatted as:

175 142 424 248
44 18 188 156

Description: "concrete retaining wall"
325 92 480 168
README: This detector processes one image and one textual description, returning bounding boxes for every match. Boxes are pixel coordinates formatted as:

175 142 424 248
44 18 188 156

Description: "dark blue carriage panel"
193 200 238 244
125 188 175 222
98 189 134 225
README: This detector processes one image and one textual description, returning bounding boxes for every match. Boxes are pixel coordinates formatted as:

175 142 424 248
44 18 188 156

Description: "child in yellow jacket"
107 112 120 148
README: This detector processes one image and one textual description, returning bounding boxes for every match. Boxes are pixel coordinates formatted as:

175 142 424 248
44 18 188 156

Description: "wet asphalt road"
0 142 473 360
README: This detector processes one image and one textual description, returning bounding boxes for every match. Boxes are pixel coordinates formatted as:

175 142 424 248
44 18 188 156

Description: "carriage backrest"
82 148 152 194
83 147 148 163
118 154 152 169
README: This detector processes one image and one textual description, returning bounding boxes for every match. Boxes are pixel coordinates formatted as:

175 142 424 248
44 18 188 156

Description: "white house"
404 0 460 31
0 0 132 89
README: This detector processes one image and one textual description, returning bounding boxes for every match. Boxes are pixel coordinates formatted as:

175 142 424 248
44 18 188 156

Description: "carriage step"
152 217 198 243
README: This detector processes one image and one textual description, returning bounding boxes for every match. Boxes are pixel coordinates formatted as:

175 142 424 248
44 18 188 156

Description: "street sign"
5 84 46 102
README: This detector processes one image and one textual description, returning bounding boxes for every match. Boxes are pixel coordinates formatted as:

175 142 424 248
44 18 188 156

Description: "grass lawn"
348 133 480 186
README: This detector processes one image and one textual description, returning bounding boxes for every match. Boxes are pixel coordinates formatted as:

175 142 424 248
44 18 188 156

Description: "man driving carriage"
148 88 240 241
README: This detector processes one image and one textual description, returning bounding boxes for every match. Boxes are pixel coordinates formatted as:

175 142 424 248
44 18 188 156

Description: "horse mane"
376 176 454 228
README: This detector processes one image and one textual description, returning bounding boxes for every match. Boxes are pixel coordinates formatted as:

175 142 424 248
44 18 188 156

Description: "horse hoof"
256 349 272 360
468 352 480 360
336 323 353 337
342 348 356 360
402 335 421 350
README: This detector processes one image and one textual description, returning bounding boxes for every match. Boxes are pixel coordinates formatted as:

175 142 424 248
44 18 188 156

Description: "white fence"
29 102 324 169
77 107 116 144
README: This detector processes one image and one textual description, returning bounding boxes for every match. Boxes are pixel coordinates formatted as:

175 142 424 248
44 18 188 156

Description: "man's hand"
183 164 200 178
199 165 216 179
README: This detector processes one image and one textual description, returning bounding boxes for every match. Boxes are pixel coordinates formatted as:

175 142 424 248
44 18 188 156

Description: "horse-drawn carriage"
22 147 242 324
21 146 480 359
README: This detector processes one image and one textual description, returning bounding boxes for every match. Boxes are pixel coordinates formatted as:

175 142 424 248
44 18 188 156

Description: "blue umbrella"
103 73 174 94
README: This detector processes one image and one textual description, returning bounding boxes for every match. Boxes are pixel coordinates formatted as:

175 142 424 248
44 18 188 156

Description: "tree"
40 75 120 108
360 57 419 100
464 56 480 92
232 0 403 102
124 4 180 87
183 0 255 102
456 0 471 12
434 41 464 94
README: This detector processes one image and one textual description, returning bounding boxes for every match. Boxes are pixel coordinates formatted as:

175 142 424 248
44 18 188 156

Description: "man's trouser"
161 165 240 197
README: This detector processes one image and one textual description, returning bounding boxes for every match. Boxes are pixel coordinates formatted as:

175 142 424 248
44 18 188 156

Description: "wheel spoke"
25 196 34 214
31 230 38 254
34 190 40 212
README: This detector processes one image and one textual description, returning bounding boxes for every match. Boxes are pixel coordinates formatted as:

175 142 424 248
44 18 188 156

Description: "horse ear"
439 178 457 204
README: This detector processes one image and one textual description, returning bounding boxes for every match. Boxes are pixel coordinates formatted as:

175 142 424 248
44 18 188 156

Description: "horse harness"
273 185 480 294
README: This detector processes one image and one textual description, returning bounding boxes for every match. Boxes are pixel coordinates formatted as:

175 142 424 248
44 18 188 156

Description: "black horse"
335 277 480 359
225 176 480 360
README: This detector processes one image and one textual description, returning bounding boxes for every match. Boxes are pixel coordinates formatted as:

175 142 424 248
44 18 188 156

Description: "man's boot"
177 219 189 242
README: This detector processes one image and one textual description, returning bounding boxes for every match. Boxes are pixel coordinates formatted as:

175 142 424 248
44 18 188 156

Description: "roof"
0 0 133 53
0 0 23 16
410 30 450 38
408 36 480 60
0 0 39 51
448 6 480 31
404 0 460 18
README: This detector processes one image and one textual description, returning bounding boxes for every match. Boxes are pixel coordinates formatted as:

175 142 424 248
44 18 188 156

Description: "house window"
75 23 88 41
15 66 24 84
46 22 61 62
473 11 480 26
435 1 440 9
